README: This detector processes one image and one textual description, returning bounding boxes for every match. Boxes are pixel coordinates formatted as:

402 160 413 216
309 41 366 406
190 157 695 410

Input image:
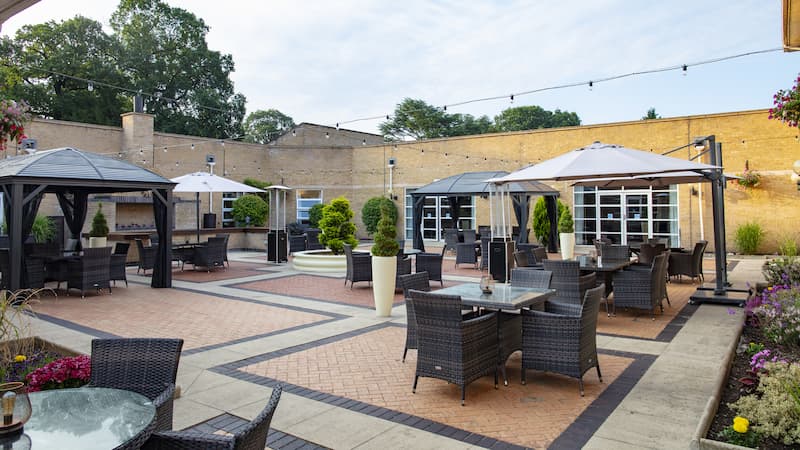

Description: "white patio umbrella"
171 172 265 242
569 171 739 188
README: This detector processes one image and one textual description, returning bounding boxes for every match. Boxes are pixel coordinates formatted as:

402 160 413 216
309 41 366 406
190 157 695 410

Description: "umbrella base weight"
203 213 216 229
697 282 750 293
688 289 749 307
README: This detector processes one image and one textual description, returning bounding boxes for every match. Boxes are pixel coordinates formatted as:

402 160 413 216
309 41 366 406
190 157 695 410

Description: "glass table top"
436 283 554 310
0 387 155 450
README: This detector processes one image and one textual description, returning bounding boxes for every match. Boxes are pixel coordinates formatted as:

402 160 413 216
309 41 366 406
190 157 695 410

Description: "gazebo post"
8 183 23 291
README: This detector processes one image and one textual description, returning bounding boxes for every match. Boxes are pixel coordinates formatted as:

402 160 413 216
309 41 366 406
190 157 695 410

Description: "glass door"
598 193 622 244
623 193 649 247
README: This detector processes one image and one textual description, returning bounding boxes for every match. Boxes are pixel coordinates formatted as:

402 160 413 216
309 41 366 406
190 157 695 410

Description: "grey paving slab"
183 378 275 411
582 435 662 450
172 397 225 431
280 405 397 449
267 393 337 430
178 368 235 397
353 423 474 450
599 336 669 356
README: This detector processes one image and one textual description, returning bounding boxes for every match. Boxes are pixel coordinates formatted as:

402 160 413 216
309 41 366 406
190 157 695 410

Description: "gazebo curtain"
151 188 172 288
446 196 463 229
511 194 530 244
56 191 88 252
412 194 425 252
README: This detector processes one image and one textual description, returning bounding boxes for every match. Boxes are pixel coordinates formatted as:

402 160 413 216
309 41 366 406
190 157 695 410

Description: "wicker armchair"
668 240 707 283
513 250 530 268
396 255 412 286
443 228 459 254
90 338 183 432
593 237 612 256
215 233 230 267
344 244 371 288
542 260 596 306
415 247 445 286
136 239 158 274
637 242 665 266
192 237 226 272
455 242 478 269
67 247 112 298
110 242 130 287
532 246 548 264
479 237 490 270
398 272 431 363
521 284 604 396
462 229 477 244
511 268 552 289
305 228 323 250
408 290 498 405
599 244 630 261
612 253 667 319
288 234 307 253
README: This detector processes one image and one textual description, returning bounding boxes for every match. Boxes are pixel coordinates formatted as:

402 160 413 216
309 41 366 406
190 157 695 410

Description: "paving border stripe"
227 282 404 311
211 322 654 450
31 312 120 339
187 412 330 449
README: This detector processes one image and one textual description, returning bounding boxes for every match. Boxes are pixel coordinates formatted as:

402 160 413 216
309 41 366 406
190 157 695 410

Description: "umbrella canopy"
570 171 740 188
413 171 558 196
488 141 720 183
171 172 265 193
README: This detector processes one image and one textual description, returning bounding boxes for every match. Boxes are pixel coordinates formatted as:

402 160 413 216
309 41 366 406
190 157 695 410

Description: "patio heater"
266 185 291 263
488 182 514 283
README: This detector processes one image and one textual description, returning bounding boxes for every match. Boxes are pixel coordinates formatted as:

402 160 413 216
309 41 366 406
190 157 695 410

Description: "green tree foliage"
231 194 268 227
308 203 324 228
318 197 358 255
532 197 550 246
362 197 397 236
111 0 245 138
642 108 661 120
558 206 574 233
371 203 400 257
735 221 765 255
89 204 109 238
243 109 295 143
243 178 270 202
0 17 130 125
494 106 580 131
31 215 55 243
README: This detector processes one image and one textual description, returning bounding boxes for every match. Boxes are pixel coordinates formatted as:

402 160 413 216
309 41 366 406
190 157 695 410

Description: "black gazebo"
411 171 560 252
0 147 175 290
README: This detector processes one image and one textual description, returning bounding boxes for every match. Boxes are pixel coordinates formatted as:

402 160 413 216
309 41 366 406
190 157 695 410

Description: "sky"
1 0 798 135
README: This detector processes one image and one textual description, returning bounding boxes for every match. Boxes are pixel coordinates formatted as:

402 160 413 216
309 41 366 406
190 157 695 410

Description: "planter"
559 232 575 260
291 250 346 273
88 237 107 248
371 255 397 317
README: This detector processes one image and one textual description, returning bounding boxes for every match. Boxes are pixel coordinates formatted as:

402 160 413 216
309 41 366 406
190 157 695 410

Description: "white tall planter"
559 232 575 260
89 237 107 248
371 255 397 317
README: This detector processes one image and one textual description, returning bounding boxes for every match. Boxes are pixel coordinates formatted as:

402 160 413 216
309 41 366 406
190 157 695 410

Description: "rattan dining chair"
110 242 130 287
542 260 596 306
143 385 282 450
414 247 445 286
90 338 183 432
612 253 667 319
344 244 372 288
67 246 112 298
668 240 707 283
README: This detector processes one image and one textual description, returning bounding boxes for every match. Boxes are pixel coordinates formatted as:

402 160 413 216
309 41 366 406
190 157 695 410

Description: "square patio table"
579 258 633 297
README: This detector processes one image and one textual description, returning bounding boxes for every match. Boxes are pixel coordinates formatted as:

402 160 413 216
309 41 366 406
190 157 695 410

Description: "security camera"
388 157 396 168
206 154 216 164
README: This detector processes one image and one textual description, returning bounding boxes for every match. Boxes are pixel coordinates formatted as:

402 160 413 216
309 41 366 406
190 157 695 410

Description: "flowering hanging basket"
0 99 30 151
769 74 800 128
735 169 761 190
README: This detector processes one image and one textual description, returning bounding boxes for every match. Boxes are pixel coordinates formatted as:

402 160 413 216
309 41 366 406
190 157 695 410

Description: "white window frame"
296 189 323 224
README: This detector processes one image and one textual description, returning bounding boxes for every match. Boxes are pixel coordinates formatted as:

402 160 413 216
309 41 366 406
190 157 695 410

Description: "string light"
87 81 94 92
682 64 688 76
510 94 514 104
190 144 194 150
292 129 296 137
588 81 593 91
325 132 330 139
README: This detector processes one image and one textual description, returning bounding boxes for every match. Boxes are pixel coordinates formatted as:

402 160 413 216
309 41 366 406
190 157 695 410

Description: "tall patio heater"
266 185 291 263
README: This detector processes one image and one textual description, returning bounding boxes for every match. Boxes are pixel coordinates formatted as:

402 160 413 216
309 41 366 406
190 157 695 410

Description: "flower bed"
705 260 800 448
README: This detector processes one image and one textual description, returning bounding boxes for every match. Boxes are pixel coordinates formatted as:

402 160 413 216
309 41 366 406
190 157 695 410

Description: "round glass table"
0 387 155 450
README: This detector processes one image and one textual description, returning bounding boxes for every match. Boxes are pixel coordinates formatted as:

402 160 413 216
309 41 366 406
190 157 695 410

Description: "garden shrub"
30 215 55 243
26 355 91 392
735 221 764 255
533 198 565 246
362 197 397 236
308 203 324 228
762 257 800 286
731 361 800 445
318 197 358 255
371 203 399 257
231 194 268 226
779 234 799 257
749 284 800 348
89 204 109 238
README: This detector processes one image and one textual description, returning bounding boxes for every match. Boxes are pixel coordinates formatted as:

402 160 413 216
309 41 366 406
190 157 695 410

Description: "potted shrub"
318 197 358 255
362 197 397 236
89 204 109 248
30 215 55 244
558 206 575 260
371 203 399 317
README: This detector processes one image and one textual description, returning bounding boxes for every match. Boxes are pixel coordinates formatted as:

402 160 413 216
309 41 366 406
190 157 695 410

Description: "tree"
89 204 109 238
532 197 550 246
231 194 268 227
371 203 400 257
318 197 358 255
243 109 295 143
642 108 661 120
308 203 324 228
362 197 397 235
243 178 270 202
494 106 581 131
110 0 245 138
379 98 496 140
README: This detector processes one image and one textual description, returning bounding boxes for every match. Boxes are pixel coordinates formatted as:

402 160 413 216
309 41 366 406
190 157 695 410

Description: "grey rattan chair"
90 338 183 432
668 240 707 283
415 247 445 286
593 237 612 256
599 244 630 261
136 239 157 274
67 246 112 298
110 242 130 287
305 228 323 251
513 250 529 268
344 244 372 288
215 233 231 268
511 268 552 289
144 385 282 450
542 260 596 306
443 228 459 254
521 284 605 396
408 289 498 406
637 242 665 266
612 253 667 319
396 255 412 286
479 237 490 270
462 229 477 244
398 272 431 363
531 247 548 264
192 237 226 271
455 242 478 269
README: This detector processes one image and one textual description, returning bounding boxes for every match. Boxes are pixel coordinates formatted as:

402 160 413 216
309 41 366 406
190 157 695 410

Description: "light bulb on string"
163 147 167 153
510 94 514 104
588 81 593 91
87 81 94 92
325 132 330 139
362 139 366 146
682 65 687 76
191 144 195 150
291 129 296 137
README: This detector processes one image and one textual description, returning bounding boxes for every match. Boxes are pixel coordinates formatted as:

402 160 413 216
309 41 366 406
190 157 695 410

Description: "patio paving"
21 251 761 449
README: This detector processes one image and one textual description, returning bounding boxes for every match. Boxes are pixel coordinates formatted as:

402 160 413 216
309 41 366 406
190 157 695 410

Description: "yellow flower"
733 416 749 434
13 355 26 362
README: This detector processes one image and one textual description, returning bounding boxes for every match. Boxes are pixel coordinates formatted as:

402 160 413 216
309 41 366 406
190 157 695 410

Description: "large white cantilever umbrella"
171 172 265 242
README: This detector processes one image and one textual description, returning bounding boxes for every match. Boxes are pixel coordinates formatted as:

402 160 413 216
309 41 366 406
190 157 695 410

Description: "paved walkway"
24 251 763 449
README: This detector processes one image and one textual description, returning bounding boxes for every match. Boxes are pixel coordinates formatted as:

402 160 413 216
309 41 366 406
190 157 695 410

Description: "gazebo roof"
412 171 559 196
0 147 174 192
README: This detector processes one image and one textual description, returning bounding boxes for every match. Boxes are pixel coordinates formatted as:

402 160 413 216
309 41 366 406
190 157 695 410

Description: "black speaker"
202 213 216 229
267 230 288 262
489 240 514 283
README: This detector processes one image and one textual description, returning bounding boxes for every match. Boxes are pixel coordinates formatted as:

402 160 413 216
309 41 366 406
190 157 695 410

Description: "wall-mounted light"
793 160 800 190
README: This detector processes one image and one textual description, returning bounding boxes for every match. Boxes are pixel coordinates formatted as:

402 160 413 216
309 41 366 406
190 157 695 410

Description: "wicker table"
579 258 633 297
0 387 155 450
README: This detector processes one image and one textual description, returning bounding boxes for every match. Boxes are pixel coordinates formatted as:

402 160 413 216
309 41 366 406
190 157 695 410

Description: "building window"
222 192 242 228
574 186 679 246
404 189 475 241
297 189 323 224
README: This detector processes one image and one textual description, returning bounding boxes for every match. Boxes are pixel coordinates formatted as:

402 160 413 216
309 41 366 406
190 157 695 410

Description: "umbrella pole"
196 192 200 243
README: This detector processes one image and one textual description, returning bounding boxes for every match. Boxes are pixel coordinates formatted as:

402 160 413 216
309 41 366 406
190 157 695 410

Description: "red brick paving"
133 261 271 283
240 325 632 449
33 283 329 350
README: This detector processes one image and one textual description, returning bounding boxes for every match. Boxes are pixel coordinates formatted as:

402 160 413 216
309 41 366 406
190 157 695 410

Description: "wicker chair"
136 239 157 274
415 247 445 286
305 228 323 251
462 229 477 244
443 228 459 255
532 246 548 264
408 289 498 406
67 247 112 298
396 255 412 286
344 244 372 288
612 253 667 319
637 242 665 266
90 338 183 432
542 260 596 306
288 234 307 253
520 284 605 396
144 385 282 450
398 272 431 363
192 237 226 271
511 268 552 289
479 237 490 270
599 244 630 261
455 242 478 269
215 233 230 268
668 240 707 283
593 237 612 256
513 250 530 268
110 242 130 287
